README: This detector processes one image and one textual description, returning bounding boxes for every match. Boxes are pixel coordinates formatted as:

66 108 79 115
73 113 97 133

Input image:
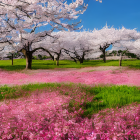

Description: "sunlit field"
0 58 140 139
0 58 140 71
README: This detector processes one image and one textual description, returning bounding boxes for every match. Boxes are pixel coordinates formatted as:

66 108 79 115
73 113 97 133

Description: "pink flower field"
0 68 140 88
0 68 140 139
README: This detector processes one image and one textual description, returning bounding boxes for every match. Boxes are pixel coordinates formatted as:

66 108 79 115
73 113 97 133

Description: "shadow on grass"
0 65 26 72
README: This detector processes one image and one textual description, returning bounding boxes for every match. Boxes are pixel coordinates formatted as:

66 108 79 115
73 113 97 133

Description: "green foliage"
111 50 117 56
108 53 113 56
38 54 43 60
118 50 123 54
32 56 37 60
6 52 21 59
69 99 75 108
117 50 138 58
125 52 137 58
36 55 51 60
42 56 48 59
100 54 104 58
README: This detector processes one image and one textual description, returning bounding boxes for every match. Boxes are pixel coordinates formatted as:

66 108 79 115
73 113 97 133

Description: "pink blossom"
0 68 140 139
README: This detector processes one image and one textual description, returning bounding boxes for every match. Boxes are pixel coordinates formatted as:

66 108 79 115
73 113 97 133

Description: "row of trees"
100 50 139 59
4 48 139 60
0 0 140 69
1 25 140 66
0 0 90 69
29 25 140 65
31 30 101 65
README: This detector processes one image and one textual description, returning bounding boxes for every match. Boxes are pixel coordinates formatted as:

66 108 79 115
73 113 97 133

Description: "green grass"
0 58 140 72
0 59 88 71
0 58 140 119
78 84 140 118
0 83 62 101
0 82 140 119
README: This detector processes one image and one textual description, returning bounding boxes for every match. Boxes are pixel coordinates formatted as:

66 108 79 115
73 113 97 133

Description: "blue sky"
35 0 140 51
2 0 139 57
78 0 140 51
79 0 140 31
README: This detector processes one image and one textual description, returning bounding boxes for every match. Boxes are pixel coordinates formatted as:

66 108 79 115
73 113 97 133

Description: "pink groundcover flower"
0 69 140 139
0 69 140 88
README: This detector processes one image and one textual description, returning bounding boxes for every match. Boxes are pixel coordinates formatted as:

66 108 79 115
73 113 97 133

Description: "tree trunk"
52 56 54 61
22 49 32 69
47 52 54 61
71 57 77 63
53 58 56 65
26 52 32 69
80 53 85 64
74 59 77 63
103 50 106 63
56 59 59 66
55 52 61 66
119 53 122 66
80 58 84 64
56 55 60 66
12 54 13 65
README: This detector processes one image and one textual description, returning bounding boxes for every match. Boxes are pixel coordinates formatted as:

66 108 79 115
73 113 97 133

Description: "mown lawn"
0 58 140 72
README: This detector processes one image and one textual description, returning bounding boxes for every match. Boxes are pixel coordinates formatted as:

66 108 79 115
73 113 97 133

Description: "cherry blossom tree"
0 27 21 62
32 31 77 63
89 25 140 63
60 31 100 64
33 30 101 64
51 31 80 64
0 16 15 54
0 0 93 69
125 39 140 59
113 40 140 55
0 0 37 61
113 39 140 65
31 32 61 65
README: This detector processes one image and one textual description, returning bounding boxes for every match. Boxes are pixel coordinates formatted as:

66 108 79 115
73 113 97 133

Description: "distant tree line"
100 50 139 59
